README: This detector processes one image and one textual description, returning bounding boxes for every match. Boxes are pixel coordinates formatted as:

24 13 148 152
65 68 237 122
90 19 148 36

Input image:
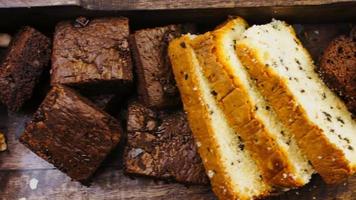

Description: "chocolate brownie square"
51 17 133 94
20 85 122 183
0 26 51 111
124 101 208 184
130 24 195 108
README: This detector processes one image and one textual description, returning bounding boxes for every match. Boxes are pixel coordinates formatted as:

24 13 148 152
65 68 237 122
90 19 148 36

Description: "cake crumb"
196 141 201 147
29 178 39 190
0 132 7 152
207 170 215 178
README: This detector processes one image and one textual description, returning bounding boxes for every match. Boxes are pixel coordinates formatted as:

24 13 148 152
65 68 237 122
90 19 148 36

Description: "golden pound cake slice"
190 17 313 188
169 36 271 200
236 19 356 184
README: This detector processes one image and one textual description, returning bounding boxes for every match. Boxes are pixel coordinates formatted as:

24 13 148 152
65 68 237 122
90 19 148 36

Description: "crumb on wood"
0 132 7 151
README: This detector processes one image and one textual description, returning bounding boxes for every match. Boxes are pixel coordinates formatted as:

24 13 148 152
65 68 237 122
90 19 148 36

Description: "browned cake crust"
130 25 188 108
0 26 51 111
319 35 356 115
124 101 208 184
51 17 133 94
20 85 122 184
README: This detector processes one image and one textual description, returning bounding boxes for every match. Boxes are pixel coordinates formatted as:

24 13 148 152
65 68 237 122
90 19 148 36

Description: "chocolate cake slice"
0 26 51 111
51 17 133 94
319 34 356 115
124 101 208 184
20 85 122 184
130 24 194 108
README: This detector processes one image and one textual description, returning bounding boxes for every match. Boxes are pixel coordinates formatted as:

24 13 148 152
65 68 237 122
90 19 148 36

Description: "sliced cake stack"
169 17 356 200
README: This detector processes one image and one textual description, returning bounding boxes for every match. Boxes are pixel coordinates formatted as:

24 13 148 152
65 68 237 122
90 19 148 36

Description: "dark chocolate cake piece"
20 85 122 184
51 17 133 94
319 34 356 115
130 24 194 108
0 26 51 111
124 101 208 184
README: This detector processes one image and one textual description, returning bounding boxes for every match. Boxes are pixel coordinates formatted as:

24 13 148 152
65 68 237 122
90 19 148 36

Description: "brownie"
0 26 51 111
20 85 122 184
124 101 208 184
130 24 194 108
319 34 356 115
51 17 133 94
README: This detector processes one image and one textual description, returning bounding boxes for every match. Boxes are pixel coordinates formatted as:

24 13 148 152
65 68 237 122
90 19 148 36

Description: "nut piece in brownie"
20 85 122 183
124 101 208 184
0 26 51 111
130 24 195 108
319 33 356 115
51 17 133 94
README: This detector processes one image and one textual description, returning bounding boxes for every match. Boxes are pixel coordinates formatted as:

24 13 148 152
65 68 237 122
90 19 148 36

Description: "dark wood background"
0 1 355 200
0 0 355 9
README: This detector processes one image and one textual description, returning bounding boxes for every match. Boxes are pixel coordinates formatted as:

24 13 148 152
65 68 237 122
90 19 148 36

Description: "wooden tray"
0 1 355 199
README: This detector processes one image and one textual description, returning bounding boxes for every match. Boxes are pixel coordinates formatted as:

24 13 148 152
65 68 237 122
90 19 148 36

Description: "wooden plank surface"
0 168 215 200
0 0 355 9
81 0 356 10
0 0 79 8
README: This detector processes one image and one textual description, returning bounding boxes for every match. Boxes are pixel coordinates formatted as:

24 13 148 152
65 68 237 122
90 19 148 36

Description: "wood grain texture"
81 0 356 10
0 0 355 10
0 0 79 8
0 168 215 200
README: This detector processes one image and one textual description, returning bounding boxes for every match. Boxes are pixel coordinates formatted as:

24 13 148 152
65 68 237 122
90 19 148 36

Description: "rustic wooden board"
0 168 215 200
0 0 79 8
0 0 355 9
81 0 356 10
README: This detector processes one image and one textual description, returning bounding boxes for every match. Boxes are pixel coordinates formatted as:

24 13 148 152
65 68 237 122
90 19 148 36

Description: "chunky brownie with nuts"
0 26 51 111
20 85 122 184
51 17 133 94
124 101 208 184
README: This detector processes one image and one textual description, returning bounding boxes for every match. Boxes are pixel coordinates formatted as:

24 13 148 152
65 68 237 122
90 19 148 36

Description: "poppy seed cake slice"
169 35 271 200
190 17 313 188
236 20 356 184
